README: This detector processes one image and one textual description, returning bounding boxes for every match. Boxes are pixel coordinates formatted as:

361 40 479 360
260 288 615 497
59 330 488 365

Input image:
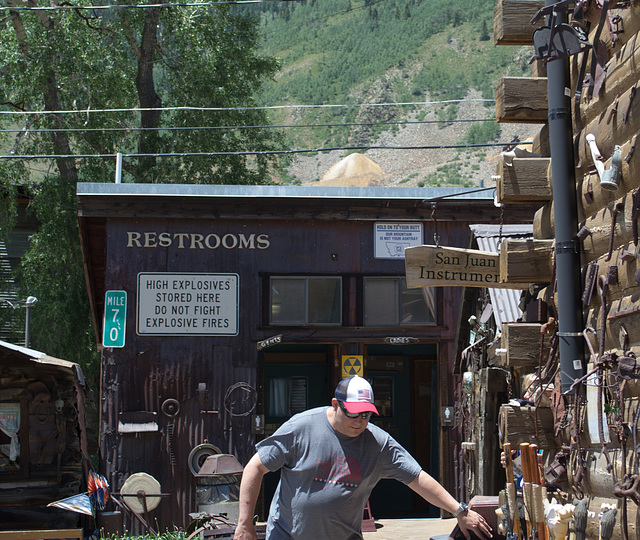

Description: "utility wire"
0 98 495 116
0 0 297 12
0 141 533 160
0 117 497 134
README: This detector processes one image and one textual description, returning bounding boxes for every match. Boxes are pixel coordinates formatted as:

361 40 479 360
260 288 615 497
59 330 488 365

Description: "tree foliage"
0 1 285 381
253 0 527 148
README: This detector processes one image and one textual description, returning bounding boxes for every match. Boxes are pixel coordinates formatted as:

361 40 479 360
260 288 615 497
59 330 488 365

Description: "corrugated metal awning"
77 182 496 202
469 224 534 330
0 338 80 371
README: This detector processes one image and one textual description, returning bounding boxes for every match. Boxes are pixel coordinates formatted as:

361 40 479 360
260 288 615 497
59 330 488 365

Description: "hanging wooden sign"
405 245 526 289
257 334 282 351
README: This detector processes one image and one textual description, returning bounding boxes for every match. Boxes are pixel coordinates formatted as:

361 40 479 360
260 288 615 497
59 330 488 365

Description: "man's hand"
457 508 493 540
233 522 258 540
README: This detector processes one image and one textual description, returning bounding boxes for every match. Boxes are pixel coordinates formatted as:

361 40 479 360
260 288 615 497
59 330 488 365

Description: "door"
366 345 438 518
261 347 331 515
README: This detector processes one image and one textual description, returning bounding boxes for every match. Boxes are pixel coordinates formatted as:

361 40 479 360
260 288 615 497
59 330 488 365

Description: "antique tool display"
114 472 169 536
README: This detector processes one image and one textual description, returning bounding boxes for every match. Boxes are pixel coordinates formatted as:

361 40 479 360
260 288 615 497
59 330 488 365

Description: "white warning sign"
374 222 423 259
136 273 239 336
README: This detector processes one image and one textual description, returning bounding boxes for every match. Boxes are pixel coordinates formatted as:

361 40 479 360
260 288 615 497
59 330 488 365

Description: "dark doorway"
261 345 332 516
366 344 438 518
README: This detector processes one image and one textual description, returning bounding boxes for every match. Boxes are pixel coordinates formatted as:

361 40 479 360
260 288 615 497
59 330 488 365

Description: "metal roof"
77 182 495 202
0 338 79 371
469 223 534 330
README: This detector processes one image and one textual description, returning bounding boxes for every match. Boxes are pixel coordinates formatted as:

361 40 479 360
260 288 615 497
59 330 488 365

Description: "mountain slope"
252 0 538 187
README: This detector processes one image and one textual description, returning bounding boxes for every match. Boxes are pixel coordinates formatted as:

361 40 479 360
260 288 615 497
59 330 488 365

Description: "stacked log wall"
492 1 640 539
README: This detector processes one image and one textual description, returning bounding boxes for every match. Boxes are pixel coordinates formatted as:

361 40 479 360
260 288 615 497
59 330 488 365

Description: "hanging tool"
162 398 180 466
504 442 521 540
529 444 549 540
520 443 534 539
574 498 588 540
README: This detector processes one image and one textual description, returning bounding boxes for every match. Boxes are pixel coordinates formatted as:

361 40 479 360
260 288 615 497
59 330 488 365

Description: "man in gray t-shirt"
234 376 492 540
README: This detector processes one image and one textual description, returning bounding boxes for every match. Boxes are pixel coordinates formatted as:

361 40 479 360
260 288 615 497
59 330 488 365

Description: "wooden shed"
76 183 535 533
0 339 91 531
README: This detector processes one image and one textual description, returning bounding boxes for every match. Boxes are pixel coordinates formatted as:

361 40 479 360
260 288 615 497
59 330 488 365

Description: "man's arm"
234 453 270 540
407 471 493 540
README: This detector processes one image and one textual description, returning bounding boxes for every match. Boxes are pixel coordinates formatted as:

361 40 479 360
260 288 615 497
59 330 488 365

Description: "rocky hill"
288 89 537 188
254 0 539 188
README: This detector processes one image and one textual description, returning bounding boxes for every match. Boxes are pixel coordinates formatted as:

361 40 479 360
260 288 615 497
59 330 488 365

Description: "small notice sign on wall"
374 222 423 259
137 272 239 336
342 355 364 378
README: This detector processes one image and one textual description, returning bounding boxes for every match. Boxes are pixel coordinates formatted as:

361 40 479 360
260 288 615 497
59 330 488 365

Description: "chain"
431 202 440 246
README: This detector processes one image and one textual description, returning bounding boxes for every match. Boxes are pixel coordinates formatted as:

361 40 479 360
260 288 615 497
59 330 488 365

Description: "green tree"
0 2 284 383
464 120 501 144
480 19 491 41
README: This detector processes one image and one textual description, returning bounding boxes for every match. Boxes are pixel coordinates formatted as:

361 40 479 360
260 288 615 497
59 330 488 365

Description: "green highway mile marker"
103 290 127 348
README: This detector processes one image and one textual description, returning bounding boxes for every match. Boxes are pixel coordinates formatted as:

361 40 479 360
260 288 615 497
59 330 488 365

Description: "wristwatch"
453 502 468 517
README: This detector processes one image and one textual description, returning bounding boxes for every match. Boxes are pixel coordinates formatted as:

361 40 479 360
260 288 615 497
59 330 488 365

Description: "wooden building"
0 192 38 344
487 1 640 539
0 339 91 530
76 183 535 533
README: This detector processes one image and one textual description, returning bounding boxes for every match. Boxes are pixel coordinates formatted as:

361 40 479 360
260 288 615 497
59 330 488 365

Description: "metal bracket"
556 239 579 253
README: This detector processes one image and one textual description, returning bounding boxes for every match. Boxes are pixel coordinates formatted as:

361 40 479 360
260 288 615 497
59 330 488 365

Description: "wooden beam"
575 82 640 179
0 531 83 540
585 293 640 354
496 156 552 204
498 404 559 448
493 0 545 46
577 136 640 224
533 202 554 240
77 196 537 223
532 123 550 157
579 190 637 266
495 77 549 123
499 238 553 283
533 134 639 249
500 323 551 366
582 240 640 309
531 58 547 78
572 1 640 119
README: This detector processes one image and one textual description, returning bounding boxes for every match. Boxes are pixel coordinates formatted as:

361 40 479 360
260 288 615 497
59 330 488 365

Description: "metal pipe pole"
24 296 37 348
545 1 585 392
25 304 31 348
115 152 123 184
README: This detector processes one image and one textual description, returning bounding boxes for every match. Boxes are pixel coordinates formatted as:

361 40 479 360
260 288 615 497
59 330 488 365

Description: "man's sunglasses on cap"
338 400 374 420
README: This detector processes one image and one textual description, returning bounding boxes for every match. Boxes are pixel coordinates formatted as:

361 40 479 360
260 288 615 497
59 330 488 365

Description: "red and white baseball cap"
335 375 379 415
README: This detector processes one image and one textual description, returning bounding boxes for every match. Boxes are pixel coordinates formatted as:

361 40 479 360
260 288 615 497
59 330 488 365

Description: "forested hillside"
247 0 537 186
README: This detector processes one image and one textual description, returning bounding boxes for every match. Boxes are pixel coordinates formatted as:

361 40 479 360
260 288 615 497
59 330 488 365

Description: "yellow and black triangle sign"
341 355 363 378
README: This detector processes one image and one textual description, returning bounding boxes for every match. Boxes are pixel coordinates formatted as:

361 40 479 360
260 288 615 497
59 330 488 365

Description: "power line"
0 117 498 134
0 98 495 117
0 0 295 12
0 141 533 160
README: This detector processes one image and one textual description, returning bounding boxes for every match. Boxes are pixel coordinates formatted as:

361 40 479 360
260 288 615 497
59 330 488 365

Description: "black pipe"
545 0 585 392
